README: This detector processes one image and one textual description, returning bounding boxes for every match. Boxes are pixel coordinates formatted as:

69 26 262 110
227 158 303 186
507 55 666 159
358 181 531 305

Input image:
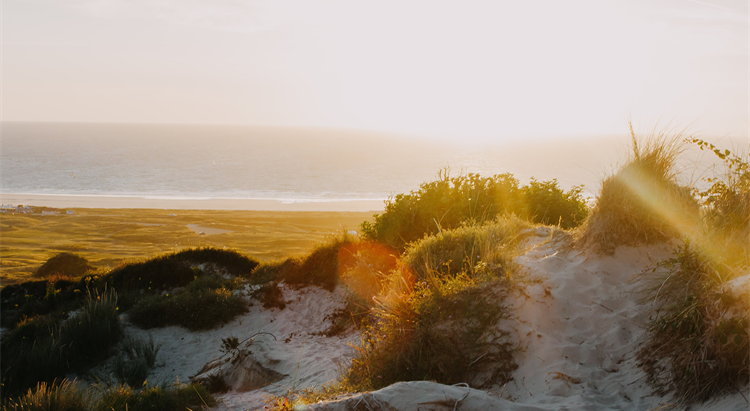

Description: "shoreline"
0 193 385 212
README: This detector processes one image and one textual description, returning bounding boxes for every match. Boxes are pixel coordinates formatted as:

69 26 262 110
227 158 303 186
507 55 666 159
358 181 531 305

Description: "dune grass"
2 380 88 411
1 289 123 398
577 124 698 254
127 272 247 331
343 217 528 391
637 139 750 404
1 379 215 411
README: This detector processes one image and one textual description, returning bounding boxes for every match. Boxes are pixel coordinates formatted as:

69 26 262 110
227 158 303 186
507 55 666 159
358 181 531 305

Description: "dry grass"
0 209 373 286
344 217 529 391
577 124 698 254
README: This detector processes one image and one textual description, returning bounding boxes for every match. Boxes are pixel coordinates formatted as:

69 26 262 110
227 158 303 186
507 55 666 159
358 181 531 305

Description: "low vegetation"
34 253 94 279
1 379 215 411
360 169 587 251
344 218 526 391
577 125 698 254
1 289 123 398
128 272 247 331
637 139 750 404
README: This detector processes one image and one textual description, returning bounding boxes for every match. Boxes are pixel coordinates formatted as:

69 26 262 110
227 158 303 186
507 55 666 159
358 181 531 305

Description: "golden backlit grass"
0 209 372 286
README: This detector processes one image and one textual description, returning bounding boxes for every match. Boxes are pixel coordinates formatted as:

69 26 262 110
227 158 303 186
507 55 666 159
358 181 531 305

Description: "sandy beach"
0 193 385 212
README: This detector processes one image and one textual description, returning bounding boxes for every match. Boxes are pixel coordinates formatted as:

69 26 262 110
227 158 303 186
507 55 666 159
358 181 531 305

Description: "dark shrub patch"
171 247 259 276
1 289 122 398
34 253 94 279
638 243 749 404
129 274 247 331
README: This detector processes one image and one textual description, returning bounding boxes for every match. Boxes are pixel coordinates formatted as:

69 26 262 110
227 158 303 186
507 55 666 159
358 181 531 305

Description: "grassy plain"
0 208 373 286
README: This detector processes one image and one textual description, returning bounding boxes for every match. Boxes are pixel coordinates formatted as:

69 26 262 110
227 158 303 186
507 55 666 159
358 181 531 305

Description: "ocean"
1 122 629 205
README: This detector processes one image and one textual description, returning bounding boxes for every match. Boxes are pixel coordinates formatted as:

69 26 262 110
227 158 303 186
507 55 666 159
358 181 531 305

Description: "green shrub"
360 171 524 251
2 380 88 411
523 178 587 229
171 247 259 277
252 281 287 310
578 125 698 254
1 290 122 398
35 253 93 279
637 243 749 404
129 274 247 331
105 257 194 292
280 233 355 290
59 288 123 365
112 336 161 387
106 247 259 292
361 170 587 252
345 219 525 390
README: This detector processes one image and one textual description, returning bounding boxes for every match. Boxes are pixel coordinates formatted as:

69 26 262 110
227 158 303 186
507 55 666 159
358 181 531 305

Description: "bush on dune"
128 273 247 331
637 243 749 404
106 247 259 292
637 139 750 404
344 218 526 391
1 289 122 398
577 125 698 254
361 170 587 252
34 253 93 279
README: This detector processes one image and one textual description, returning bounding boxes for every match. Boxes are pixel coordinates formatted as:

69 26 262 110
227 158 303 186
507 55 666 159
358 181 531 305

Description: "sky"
2 0 748 142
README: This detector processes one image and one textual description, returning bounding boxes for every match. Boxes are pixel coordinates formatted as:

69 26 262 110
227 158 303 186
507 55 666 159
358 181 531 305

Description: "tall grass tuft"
636 139 750 404
577 124 698 254
1 289 123 398
345 217 527 390
637 243 749 403
112 335 161 387
2 380 88 411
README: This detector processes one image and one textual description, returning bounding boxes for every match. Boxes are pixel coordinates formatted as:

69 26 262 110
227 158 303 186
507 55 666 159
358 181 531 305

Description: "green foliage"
345 220 524 390
106 247 258 292
112 336 161 387
637 243 749 404
128 273 247 331
361 170 587 252
171 247 260 276
402 216 528 281
35 253 93 279
523 179 587 229
282 233 356 290
1 290 123 398
2 380 88 411
252 281 287 310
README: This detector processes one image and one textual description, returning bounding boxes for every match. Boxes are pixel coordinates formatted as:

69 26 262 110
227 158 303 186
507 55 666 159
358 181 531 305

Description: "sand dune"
111 231 747 411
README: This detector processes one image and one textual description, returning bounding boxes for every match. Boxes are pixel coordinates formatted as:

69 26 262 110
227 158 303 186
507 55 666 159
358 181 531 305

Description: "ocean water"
2 122 626 202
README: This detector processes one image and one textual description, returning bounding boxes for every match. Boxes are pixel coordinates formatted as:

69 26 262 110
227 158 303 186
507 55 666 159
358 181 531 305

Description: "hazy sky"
2 0 748 141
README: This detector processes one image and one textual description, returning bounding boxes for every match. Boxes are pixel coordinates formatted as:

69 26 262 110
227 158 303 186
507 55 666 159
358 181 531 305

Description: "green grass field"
0 208 373 286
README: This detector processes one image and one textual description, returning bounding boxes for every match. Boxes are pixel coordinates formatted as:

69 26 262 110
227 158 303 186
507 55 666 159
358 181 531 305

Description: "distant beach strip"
0 193 386 212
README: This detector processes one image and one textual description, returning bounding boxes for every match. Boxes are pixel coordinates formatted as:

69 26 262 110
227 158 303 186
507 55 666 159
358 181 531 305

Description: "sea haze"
2 122 623 202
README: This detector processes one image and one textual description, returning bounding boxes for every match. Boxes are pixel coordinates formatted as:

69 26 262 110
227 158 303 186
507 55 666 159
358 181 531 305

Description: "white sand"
123 284 359 411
